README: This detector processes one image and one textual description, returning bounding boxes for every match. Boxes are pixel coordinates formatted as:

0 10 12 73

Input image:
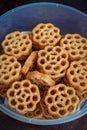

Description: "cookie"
65 59 87 92
7 80 40 114
0 54 21 87
37 45 69 82
44 84 79 118
22 51 38 75
59 33 87 60
2 31 32 60
26 71 55 90
32 23 61 49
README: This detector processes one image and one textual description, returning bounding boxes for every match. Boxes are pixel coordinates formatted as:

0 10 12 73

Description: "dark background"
0 0 87 15
0 0 87 130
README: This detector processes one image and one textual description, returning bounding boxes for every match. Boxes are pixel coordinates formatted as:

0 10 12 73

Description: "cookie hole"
57 56 60 61
41 40 46 44
83 46 87 50
49 40 54 43
73 64 78 68
80 62 86 66
65 99 70 106
18 98 23 103
22 94 26 98
14 64 19 69
59 109 67 115
54 65 60 71
25 41 30 45
18 104 24 110
3 41 9 46
40 51 46 56
17 90 21 95
9 58 15 63
63 40 68 44
65 47 69 50
15 33 20 37
71 97 77 103
35 36 40 39
11 99 17 106
58 86 65 91
7 47 12 52
14 84 21 89
31 87 36 93
55 95 59 101
71 51 76 55
46 47 52 52
47 25 53 28
14 50 19 54
68 105 74 112
61 54 66 58
39 58 45 64
80 82 85 87
26 96 30 102
27 103 34 109
22 35 27 39
54 35 58 38
55 47 61 52
79 51 84 54
51 106 57 112
70 70 74 75
40 25 45 29
67 35 72 39
81 39 86 43
61 93 67 97
79 76 83 80
74 35 80 39
45 65 51 70
11 71 16 76
7 36 13 40
61 60 66 66
50 89 57 95
9 91 15 97
57 103 63 108
67 89 74 95
33 95 38 101
4 75 9 80
47 97 53 103
24 89 30 94
53 29 58 33
22 47 26 51
23 82 30 87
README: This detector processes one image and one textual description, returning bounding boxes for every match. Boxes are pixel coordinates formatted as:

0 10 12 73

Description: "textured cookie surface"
0 54 21 87
7 80 40 114
37 45 69 81
2 31 32 60
32 23 61 49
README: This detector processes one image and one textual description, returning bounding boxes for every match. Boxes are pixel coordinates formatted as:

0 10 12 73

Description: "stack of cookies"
0 23 87 119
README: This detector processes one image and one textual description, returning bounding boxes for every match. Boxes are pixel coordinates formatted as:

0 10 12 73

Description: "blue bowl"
0 2 87 125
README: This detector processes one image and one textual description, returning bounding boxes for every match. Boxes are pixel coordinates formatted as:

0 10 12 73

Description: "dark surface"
0 0 87 130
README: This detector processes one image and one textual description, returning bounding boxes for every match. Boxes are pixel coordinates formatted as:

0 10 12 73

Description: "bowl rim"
0 2 87 19
0 2 87 125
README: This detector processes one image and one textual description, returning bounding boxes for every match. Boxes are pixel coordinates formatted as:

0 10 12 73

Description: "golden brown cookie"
65 59 87 92
0 54 21 87
26 71 55 90
2 31 32 60
7 80 40 114
32 23 61 49
22 51 38 75
59 33 87 61
37 45 69 82
44 84 79 118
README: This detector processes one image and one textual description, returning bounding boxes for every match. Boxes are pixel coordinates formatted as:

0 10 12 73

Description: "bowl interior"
0 2 87 125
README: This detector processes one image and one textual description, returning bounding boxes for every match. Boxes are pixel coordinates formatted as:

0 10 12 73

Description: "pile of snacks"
0 23 87 119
